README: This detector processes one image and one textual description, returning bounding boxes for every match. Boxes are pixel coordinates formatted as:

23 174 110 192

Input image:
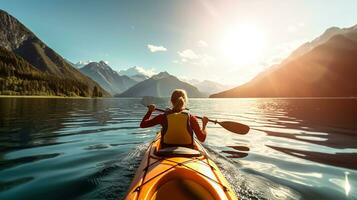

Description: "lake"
0 97 356 200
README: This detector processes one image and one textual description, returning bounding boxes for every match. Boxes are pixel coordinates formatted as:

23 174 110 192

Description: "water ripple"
0 98 357 200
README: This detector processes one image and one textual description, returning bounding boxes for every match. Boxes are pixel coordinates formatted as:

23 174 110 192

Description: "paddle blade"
218 121 250 134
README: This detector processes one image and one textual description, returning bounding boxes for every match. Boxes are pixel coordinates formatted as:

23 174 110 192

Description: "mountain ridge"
80 61 138 95
116 71 206 98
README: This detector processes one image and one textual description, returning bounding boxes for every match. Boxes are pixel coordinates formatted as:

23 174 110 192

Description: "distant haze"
1 1 357 85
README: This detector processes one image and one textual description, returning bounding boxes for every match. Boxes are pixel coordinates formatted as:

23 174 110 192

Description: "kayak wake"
205 145 301 200
79 142 150 200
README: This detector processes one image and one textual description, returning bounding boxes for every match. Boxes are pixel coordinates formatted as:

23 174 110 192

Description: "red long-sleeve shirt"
140 111 207 142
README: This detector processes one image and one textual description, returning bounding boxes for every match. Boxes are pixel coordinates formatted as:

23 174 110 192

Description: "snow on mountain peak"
119 66 156 77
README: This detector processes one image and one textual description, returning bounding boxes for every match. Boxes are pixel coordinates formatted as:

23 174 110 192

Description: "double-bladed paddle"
151 107 250 135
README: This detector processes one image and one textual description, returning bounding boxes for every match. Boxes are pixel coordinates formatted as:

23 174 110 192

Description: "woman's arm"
140 104 164 128
190 115 208 142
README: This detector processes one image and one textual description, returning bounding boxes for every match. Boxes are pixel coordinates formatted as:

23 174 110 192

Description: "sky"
1 0 357 85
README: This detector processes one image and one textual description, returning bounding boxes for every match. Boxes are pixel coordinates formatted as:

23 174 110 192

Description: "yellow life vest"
162 112 193 147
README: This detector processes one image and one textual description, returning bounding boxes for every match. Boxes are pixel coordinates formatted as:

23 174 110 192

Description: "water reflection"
0 98 145 153
0 98 357 200
222 146 250 158
0 177 34 192
249 99 357 170
189 98 357 199
345 172 351 196
0 98 151 200
0 98 70 153
267 145 357 170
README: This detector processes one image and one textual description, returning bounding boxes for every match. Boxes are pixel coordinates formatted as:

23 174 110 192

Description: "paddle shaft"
153 107 218 123
147 106 250 134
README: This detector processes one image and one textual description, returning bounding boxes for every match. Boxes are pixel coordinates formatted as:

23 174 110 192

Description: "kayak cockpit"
155 146 202 157
150 178 215 200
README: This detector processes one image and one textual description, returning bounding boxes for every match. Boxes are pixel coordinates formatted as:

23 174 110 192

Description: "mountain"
184 78 201 86
180 78 232 95
130 74 149 82
211 31 357 97
80 61 138 95
119 66 151 82
193 80 231 95
288 25 357 61
116 71 206 97
0 9 108 97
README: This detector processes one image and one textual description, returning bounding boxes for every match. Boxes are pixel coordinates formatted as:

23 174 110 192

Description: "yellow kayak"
125 132 238 200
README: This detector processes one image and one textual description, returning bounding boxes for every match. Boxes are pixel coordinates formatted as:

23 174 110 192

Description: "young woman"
140 89 208 148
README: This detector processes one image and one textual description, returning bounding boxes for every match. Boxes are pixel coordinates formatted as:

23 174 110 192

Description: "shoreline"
1 95 356 100
0 95 93 99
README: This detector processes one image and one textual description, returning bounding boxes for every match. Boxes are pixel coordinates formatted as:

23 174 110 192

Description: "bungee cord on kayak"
132 137 231 195
124 133 237 200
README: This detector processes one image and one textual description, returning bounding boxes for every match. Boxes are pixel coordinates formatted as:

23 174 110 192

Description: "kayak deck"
125 133 237 200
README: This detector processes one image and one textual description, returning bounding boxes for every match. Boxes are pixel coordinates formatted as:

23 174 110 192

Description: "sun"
221 24 266 66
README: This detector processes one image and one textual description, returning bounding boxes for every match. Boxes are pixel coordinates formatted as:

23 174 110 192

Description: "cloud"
197 40 208 47
178 49 200 60
147 44 167 52
119 66 158 77
135 66 157 77
177 49 215 66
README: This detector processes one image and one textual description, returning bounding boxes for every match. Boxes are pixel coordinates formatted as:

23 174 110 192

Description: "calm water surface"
0 98 356 200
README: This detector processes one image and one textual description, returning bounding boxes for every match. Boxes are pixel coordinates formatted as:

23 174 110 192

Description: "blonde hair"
171 89 188 112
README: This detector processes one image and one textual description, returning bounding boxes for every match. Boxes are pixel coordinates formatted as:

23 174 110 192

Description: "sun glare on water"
221 24 266 66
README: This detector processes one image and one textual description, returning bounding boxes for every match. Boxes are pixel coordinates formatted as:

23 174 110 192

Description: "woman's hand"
202 116 208 129
148 104 156 112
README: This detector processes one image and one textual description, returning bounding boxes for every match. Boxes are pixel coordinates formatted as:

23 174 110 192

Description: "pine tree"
92 86 98 97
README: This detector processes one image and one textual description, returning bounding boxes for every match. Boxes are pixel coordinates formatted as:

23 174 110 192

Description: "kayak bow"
125 133 237 200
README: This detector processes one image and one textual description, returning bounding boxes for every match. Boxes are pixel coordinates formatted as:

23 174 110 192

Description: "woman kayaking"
127 89 248 199
140 89 208 147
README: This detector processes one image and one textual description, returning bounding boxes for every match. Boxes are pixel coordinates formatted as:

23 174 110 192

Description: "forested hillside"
0 47 102 96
